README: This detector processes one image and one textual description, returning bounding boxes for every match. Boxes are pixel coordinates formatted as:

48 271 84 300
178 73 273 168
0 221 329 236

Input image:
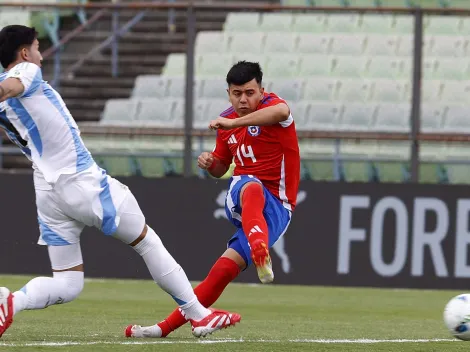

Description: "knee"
241 182 264 203
132 226 164 257
53 271 84 303
113 193 146 244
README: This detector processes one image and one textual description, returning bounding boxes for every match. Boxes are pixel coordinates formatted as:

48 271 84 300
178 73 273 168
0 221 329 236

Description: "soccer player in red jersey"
125 61 300 338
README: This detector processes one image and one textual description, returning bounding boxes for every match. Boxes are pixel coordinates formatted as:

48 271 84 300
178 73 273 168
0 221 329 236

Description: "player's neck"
5 59 26 72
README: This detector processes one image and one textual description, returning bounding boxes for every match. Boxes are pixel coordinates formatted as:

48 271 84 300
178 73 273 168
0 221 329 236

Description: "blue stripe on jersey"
8 98 43 156
42 83 93 172
262 96 273 105
99 169 117 235
0 70 34 157
38 217 71 246
220 106 234 117
23 69 42 97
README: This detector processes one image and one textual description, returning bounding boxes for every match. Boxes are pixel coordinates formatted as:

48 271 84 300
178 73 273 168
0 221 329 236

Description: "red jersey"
212 92 300 211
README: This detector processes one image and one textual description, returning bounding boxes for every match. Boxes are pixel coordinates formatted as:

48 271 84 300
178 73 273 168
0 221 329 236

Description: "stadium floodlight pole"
168 0 176 33
183 0 196 177
111 0 119 78
53 47 61 90
409 8 423 183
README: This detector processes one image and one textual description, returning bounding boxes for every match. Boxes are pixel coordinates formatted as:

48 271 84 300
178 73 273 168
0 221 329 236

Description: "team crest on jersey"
247 126 260 137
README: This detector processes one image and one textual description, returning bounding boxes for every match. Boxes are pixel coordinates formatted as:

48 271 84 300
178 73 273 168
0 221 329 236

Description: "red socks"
158 257 240 337
157 183 267 337
241 183 269 248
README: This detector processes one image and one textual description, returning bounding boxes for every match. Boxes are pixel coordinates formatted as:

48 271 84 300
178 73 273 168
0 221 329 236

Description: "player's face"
21 39 42 67
227 79 264 117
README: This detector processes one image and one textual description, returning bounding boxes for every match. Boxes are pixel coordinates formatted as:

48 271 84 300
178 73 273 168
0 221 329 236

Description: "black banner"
2 174 470 289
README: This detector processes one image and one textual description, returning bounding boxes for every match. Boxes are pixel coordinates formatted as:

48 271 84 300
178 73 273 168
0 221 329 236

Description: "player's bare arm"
0 78 24 102
209 103 289 130
197 151 229 178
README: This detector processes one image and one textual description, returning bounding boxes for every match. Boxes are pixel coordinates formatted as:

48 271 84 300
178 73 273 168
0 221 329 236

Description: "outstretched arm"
0 78 24 102
1 62 43 102
232 103 290 127
209 104 290 130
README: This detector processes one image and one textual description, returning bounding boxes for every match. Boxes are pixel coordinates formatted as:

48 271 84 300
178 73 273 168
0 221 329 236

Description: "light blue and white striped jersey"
0 62 93 184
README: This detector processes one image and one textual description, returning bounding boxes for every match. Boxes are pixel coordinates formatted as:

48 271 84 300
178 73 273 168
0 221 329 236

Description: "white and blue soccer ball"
444 294 470 340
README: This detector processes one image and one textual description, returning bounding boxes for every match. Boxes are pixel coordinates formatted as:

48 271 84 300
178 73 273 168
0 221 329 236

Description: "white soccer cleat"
0 287 13 338
190 308 241 338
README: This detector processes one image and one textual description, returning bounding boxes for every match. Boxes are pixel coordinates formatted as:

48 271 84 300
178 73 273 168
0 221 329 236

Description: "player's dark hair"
0 25 38 68
226 61 263 87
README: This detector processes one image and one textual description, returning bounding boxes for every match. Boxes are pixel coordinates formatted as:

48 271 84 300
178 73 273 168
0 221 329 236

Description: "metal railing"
1 2 470 180
41 0 177 88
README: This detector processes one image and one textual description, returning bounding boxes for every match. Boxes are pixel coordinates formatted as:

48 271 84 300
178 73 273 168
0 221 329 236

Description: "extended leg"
127 248 244 338
114 192 241 337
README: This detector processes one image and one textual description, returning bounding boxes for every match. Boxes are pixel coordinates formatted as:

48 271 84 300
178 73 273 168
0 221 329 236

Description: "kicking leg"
126 248 244 338
240 182 273 284
125 177 293 338
113 192 241 337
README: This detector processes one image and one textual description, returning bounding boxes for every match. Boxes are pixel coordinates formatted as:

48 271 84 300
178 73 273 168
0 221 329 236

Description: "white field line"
0 338 459 347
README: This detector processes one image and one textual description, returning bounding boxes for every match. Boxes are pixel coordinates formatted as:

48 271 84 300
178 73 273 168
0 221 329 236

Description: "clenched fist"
198 152 214 170
209 117 236 130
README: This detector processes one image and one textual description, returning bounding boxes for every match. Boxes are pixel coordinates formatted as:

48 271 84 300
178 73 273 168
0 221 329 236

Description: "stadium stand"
1 0 468 182
42 0 269 122
91 0 470 183
0 0 261 170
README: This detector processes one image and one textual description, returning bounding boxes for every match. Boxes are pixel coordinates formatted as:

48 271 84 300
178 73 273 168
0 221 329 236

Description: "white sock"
134 324 163 338
12 271 84 316
133 227 210 321
12 291 28 315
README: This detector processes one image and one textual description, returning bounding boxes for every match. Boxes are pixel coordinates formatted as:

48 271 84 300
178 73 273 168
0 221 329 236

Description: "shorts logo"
247 126 260 137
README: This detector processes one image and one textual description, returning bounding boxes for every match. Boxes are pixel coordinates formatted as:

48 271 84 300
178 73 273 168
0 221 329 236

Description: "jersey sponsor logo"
248 126 260 137
228 134 237 144
10 70 21 78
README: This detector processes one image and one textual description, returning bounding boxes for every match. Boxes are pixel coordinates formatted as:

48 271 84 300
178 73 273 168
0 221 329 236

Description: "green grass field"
0 275 469 351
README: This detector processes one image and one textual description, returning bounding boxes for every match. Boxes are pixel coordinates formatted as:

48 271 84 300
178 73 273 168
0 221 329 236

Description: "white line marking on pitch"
0 338 458 346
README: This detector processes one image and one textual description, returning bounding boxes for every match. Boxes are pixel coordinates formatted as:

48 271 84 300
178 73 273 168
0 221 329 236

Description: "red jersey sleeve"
257 93 288 110
211 131 232 166
258 93 293 127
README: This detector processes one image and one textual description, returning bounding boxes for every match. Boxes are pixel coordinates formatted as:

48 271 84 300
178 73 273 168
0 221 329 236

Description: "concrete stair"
41 0 277 122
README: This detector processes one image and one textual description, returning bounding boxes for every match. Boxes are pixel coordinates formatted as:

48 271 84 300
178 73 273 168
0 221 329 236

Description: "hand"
198 152 214 170
209 117 236 131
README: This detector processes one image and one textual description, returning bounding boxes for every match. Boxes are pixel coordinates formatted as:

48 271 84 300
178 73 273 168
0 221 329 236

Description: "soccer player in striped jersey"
0 25 241 339
126 61 300 338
